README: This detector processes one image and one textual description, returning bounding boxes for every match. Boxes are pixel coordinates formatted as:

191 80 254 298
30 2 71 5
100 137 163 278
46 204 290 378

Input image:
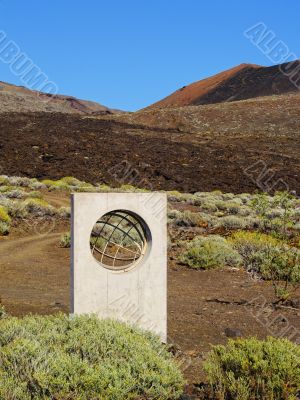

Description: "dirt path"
43 191 70 208
0 232 70 315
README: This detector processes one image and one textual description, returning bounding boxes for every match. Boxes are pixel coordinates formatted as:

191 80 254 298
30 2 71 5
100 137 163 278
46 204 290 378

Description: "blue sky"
0 0 299 111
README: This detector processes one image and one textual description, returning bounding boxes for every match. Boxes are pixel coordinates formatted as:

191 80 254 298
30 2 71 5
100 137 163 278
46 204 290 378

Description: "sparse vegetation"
60 232 71 248
217 215 247 230
180 235 242 270
0 304 6 319
231 231 300 301
168 209 204 227
251 191 300 238
0 221 10 236
0 205 11 224
2 174 300 398
0 314 184 400
204 337 300 400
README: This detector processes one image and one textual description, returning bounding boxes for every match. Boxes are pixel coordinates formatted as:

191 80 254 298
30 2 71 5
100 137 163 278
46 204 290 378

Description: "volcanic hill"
149 61 300 108
0 61 299 194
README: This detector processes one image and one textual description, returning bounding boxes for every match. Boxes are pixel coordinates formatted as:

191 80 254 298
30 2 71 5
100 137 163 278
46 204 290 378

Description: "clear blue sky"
0 0 299 111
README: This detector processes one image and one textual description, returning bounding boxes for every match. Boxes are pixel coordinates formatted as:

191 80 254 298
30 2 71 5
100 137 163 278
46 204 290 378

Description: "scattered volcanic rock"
224 327 242 338
0 91 299 195
0 61 299 195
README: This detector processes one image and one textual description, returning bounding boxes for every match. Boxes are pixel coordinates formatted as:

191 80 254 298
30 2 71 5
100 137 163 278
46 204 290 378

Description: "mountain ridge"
148 61 300 109
0 80 121 114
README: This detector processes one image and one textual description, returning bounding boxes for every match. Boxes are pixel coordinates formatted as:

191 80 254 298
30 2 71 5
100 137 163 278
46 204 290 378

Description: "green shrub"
0 176 9 186
49 182 70 191
201 201 218 213
0 185 14 193
0 304 7 319
204 337 300 400
221 193 235 201
0 206 11 223
42 179 70 191
23 198 56 217
97 183 112 192
0 222 10 236
41 179 57 187
60 176 82 186
224 202 241 215
170 210 203 227
180 235 242 270
120 184 136 192
0 314 184 400
167 190 182 198
26 190 42 199
57 206 71 218
217 215 247 230
251 191 298 238
60 232 71 248
7 176 32 187
29 179 46 190
231 231 300 301
6 200 27 219
231 231 284 274
5 189 26 199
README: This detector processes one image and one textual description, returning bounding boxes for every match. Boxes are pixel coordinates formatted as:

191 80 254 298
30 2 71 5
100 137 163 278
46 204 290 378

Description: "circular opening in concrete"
90 209 151 272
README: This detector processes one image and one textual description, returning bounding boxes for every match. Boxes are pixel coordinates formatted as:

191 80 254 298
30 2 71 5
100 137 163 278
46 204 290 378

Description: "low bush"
29 179 47 190
204 337 300 400
0 221 10 235
6 176 32 187
23 198 56 217
120 184 137 192
0 314 184 400
167 190 182 199
6 200 27 219
201 201 218 213
60 176 82 186
41 179 57 187
224 202 241 215
217 215 247 230
231 231 284 275
251 191 299 238
231 231 300 301
180 235 242 270
60 232 71 248
0 176 9 185
57 206 71 218
0 304 6 319
5 189 26 199
170 210 204 227
0 206 11 223
26 190 42 199
42 179 71 191
0 185 14 193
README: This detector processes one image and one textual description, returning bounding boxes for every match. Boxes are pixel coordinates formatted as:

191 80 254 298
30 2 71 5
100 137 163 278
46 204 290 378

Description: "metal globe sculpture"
90 210 148 271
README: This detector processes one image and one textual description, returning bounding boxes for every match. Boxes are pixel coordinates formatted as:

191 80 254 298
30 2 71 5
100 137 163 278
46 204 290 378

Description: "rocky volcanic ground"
0 92 299 194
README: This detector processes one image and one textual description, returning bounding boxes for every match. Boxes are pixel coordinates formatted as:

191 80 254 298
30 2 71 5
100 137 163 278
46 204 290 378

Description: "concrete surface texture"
71 192 167 341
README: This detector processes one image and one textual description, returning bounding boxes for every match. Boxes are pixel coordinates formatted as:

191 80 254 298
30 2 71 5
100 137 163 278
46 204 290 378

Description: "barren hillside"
0 81 120 114
149 61 300 108
0 92 299 194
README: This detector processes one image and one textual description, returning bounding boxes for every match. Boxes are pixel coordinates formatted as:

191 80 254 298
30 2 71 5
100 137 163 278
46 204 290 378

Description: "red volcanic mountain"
149 61 300 108
0 81 121 114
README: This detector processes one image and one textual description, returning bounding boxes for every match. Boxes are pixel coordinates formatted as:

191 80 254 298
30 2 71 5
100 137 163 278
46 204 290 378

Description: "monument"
71 192 167 341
